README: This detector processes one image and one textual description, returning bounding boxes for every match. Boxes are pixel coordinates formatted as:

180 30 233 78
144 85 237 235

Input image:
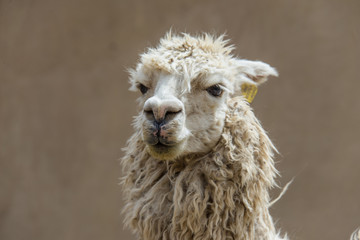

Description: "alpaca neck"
122 98 278 239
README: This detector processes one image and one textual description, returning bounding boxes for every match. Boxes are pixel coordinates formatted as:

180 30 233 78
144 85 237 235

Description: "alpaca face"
135 71 229 160
129 33 278 160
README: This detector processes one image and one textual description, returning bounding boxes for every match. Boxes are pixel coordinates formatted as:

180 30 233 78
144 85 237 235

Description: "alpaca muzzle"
143 96 184 146
147 121 172 144
143 119 186 160
142 108 187 160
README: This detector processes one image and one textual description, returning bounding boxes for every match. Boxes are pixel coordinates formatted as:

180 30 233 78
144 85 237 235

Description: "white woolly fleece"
121 32 286 240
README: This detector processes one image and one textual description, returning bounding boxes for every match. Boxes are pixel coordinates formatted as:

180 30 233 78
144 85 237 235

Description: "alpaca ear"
232 59 278 99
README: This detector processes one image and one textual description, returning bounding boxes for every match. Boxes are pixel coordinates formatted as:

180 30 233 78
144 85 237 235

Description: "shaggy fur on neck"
121 97 286 240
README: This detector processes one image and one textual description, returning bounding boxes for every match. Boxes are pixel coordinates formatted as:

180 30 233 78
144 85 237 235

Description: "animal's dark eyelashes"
138 84 149 95
206 84 223 97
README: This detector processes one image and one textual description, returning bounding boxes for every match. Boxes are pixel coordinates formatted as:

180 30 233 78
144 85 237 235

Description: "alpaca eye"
139 84 149 95
206 84 223 97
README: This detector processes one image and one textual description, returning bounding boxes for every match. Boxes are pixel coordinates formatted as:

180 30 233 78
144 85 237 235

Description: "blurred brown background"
0 0 359 239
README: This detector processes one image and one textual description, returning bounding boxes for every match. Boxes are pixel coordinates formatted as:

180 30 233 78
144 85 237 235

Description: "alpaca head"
129 32 278 160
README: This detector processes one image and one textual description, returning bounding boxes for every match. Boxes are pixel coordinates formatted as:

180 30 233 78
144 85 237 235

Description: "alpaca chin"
146 140 186 161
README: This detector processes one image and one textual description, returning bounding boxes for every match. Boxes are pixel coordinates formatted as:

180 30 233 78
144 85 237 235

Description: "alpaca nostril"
144 109 153 115
144 109 155 121
166 109 182 116
162 108 182 122
152 109 182 126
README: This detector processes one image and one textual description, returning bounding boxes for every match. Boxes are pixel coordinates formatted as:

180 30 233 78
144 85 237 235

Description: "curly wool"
121 97 286 240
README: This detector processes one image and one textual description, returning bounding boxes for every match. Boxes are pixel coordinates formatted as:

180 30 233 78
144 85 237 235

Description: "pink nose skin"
144 97 183 123
151 125 168 138
159 125 168 138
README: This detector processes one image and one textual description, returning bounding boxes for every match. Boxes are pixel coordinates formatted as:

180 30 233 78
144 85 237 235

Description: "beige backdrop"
1 0 359 239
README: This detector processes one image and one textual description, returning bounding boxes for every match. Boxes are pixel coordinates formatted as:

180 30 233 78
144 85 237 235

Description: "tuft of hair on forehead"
130 31 236 92
159 30 235 56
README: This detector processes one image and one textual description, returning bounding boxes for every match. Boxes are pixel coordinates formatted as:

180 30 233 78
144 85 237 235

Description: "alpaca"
121 32 286 240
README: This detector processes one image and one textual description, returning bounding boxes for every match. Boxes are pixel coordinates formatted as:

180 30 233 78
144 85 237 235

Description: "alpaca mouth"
153 142 171 150
146 134 177 147
150 139 176 148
